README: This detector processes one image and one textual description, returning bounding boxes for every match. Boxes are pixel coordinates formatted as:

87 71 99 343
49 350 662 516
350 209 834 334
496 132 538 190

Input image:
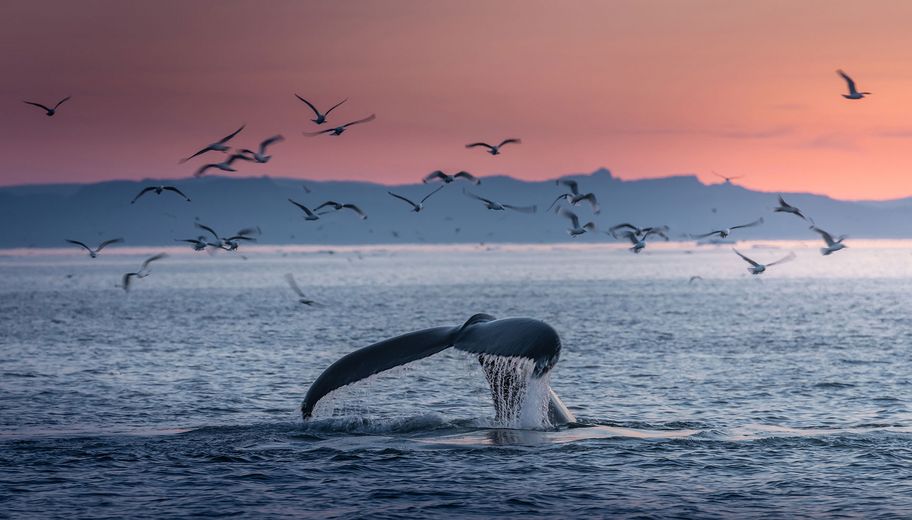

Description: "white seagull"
733 249 796 275
837 70 870 100
774 195 809 222
388 185 445 213
691 218 764 239
559 208 595 237
609 223 669 240
284 273 318 306
303 114 376 136
66 238 123 258
465 138 521 155
193 153 253 177
131 185 191 204
811 226 847 256
295 95 348 125
180 124 245 163
313 201 368 220
463 190 536 213
616 228 668 253
121 253 167 292
239 135 284 163
423 170 480 185
24 96 71 116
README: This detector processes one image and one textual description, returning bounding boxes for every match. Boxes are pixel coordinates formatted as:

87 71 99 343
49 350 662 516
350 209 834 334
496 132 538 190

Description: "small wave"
301 413 464 435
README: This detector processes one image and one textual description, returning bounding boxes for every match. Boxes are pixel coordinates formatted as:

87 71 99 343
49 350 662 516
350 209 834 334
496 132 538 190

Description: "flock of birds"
29 69 869 295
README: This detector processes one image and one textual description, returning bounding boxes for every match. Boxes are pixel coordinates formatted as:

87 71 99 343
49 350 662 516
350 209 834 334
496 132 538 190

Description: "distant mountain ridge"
2 168 911 248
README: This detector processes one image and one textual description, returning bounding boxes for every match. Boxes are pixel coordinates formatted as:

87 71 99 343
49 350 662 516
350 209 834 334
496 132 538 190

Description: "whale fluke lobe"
301 315 576 426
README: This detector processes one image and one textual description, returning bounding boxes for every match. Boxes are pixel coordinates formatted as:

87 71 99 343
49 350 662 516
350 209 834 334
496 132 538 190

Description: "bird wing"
558 208 580 228
423 170 449 183
235 227 260 237
288 198 317 217
556 179 579 195
295 95 321 116
643 228 669 241
731 217 764 230
574 193 599 213
260 135 285 154
504 204 536 214
54 96 71 109
195 223 221 242
217 124 246 144
463 190 494 205
465 142 495 151
284 273 306 297
498 138 521 148
619 231 638 245
767 251 797 267
141 253 168 270
777 194 791 208
194 164 217 177
226 153 254 166
131 186 156 203
343 114 376 128
388 191 418 209
65 239 92 252
303 128 336 136
96 238 124 251
162 186 191 201
811 226 836 247
180 146 215 164
547 194 571 212
324 98 348 116
341 204 368 219
420 185 445 204
122 272 137 291
225 235 256 242
23 101 51 111
691 230 721 239
608 223 639 237
732 248 761 267
453 171 480 184
314 201 341 211
837 70 858 94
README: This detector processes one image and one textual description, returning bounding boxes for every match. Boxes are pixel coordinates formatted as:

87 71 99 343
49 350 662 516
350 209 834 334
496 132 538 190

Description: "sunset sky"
3 0 912 199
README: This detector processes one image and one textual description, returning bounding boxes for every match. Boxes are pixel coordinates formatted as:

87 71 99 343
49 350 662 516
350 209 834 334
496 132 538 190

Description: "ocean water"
2 243 911 518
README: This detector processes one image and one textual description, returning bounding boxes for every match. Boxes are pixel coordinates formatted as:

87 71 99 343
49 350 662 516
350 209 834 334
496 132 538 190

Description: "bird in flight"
549 179 600 213
773 195 809 222
288 199 322 221
121 253 167 292
174 236 209 251
284 273 318 306
238 135 284 163
23 96 71 116
66 238 123 258
196 223 258 251
303 114 376 136
733 249 796 275
837 70 870 100
295 95 348 125
422 170 481 185
811 226 847 256
559 208 595 237
131 185 191 204
615 227 668 253
193 153 253 177
388 185 445 213
314 201 368 220
463 190 536 213
180 124 245 163
608 223 669 240
465 138 521 155
713 171 743 184
691 218 764 239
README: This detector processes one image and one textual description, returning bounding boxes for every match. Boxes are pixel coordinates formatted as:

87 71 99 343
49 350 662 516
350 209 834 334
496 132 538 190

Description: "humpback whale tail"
301 314 576 426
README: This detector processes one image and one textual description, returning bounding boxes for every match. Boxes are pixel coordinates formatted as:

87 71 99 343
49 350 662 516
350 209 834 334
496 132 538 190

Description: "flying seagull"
837 70 870 100
303 114 376 136
313 201 368 219
463 190 536 213
608 223 669 240
196 223 258 251
66 238 123 258
559 208 595 237
423 170 480 185
733 249 796 275
811 226 847 256
689 275 704 284
193 153 253 177
295 95 348 125
774 195 808 222
388 185 445 213
288 199 322 221
23 96 70 116
284 273 317 306
131 185 191 204
239 135 284 163
174 237 208 251
465 138 521 155
713 171 743 184
121 253 167 292
691 218 764 239
616 227 668 253
549 192 600 214
180 124 245 163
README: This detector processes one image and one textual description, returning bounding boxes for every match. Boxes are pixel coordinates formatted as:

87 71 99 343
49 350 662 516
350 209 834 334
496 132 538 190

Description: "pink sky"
3 0 912 199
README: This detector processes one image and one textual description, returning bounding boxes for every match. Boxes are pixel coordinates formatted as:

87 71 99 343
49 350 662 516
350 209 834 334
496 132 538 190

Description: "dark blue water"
2 245 911 518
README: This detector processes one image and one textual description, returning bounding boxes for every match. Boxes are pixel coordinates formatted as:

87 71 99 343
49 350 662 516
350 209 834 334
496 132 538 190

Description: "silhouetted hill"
1 169 909 248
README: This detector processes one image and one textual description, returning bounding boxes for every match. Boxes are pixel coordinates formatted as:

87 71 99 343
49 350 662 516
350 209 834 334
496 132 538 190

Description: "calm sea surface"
2 243 911 518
